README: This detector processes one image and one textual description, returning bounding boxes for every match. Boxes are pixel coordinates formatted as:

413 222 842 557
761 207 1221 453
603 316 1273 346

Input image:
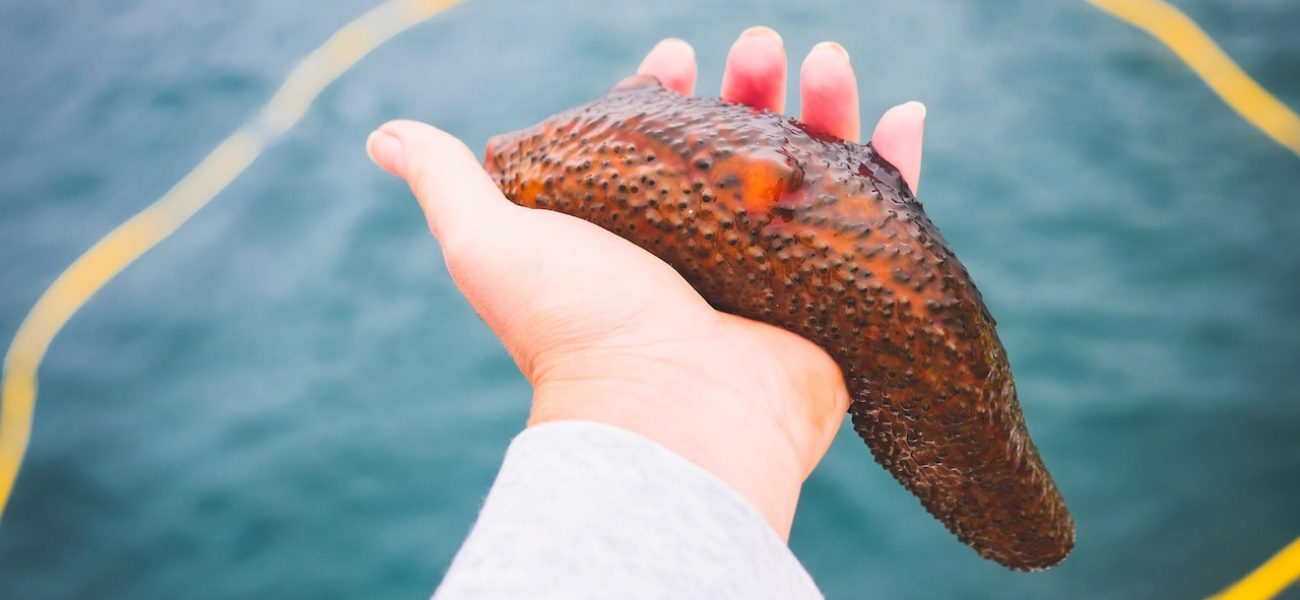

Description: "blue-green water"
2 1 1298 598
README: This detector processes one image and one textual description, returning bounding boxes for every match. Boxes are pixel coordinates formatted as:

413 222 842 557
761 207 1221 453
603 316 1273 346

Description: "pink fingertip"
721 26 788 112
799 42 860 142
367 129 406 179
636 38 697 95
871 101 926 192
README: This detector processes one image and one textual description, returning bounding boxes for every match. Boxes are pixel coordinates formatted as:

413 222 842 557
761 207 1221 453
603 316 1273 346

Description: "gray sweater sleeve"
433 420 823 600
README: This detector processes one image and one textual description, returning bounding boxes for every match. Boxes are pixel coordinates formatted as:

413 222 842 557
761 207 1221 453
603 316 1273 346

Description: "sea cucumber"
484 74 1075 570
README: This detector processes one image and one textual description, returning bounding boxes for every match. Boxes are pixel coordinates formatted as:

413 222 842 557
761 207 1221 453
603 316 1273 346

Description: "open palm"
367 27 926 539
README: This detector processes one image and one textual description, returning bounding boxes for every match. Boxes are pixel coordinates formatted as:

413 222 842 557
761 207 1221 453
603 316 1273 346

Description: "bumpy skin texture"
484 75 1075 570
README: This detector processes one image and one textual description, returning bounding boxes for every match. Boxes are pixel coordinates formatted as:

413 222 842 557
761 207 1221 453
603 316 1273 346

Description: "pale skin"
366 27 926 541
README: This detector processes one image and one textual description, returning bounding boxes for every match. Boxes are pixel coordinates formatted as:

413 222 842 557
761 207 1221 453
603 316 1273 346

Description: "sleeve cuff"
434 420 822 599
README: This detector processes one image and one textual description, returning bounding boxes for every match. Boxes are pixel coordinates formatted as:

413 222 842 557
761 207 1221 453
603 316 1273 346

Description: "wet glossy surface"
2 1 1297 598
486 76 1074 569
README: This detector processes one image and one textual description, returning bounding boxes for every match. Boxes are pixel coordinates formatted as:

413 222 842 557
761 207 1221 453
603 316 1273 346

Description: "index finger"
636 38 697 95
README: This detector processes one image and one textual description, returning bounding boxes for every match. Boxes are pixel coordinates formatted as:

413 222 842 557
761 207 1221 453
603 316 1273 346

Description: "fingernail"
653 37 695 59
366 130 406 178
905 100 927 118
813 41 850 62
741 25 783 46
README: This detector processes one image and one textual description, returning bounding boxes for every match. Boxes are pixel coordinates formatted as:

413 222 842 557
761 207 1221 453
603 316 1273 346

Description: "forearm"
433 421 822 599
529 376 808 540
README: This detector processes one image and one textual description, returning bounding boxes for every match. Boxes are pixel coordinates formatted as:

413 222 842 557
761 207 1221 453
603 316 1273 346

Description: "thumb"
366 119 519 242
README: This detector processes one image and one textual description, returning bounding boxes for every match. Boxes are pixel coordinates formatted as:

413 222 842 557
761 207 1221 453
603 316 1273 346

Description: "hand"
366 27 926 540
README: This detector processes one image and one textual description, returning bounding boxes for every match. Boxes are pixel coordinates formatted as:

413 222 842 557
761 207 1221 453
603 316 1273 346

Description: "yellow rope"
1085 1 1300 594
1088 0 1300 158
0 0 464 522
1210 538 1300 600
1 1 1294 596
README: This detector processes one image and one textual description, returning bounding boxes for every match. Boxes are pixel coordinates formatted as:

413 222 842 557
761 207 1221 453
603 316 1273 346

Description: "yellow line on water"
1210 538 1300 600
1088 1 1300 595
1 2 1293 596
1088 0 1300 158
0 0 464 522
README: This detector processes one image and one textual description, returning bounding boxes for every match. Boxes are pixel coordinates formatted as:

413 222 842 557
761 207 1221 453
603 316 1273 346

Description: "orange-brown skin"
485 75 1075 570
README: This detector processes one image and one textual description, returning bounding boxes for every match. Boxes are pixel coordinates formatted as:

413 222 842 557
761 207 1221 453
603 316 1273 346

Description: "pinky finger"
870 101 926 193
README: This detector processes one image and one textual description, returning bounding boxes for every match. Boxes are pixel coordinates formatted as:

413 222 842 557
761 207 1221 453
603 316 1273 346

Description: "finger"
636 38 697 95
799 42 860 143
721 26 787 112
367 119 520 242
870 101 926 193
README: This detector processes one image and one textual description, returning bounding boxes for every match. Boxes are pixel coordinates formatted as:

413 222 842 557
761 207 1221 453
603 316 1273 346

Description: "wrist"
528 363 809 540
